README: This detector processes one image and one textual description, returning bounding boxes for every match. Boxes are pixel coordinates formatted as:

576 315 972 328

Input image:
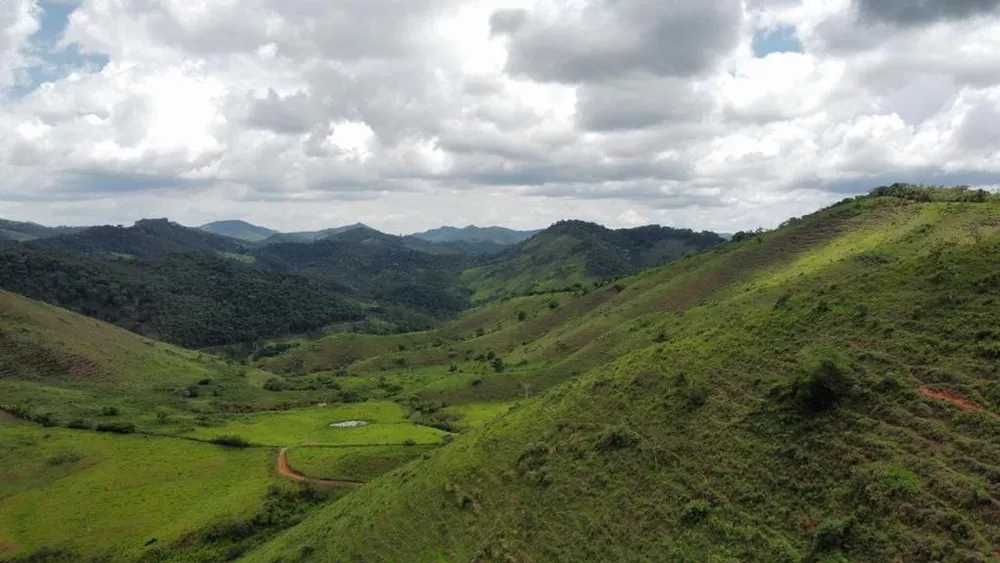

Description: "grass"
184 402 450 446
0 420 276 561
245 194 1000 562
286 445 436 482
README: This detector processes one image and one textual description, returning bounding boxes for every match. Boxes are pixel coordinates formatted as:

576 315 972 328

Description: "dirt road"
276 447 363 488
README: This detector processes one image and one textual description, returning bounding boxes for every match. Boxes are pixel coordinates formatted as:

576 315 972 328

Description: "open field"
0 420 276 561
183 402 450 446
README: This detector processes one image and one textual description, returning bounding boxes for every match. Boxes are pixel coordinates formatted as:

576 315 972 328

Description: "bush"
66 419 92 430
811 518 852 554
263 377 285 392
210 435 251 448
680 499 710 524
594 425 642 452
95 421 136 434
792 348 853 412
517 311 527 321
402 439 417 446
101 406 120 416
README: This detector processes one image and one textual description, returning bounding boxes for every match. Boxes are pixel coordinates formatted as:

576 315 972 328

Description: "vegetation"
462 220 724 301
5 186 1000 562
246 189 1000 562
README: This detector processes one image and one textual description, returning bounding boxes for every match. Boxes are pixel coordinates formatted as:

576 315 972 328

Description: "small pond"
329 420 369 428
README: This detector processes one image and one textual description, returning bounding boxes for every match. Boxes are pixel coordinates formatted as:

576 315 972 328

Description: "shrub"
680 500 711 524
517 311 527 321
101 406 120 416
594 425 642 452
95 421 136 434
811 518 851 554
210 435 251 448
66 418 92 430
792 348 854 411
402 439 417 447
197 378 213 385
263 377 285 392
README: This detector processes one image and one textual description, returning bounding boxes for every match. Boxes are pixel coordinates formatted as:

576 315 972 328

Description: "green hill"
198 220 279 242
246 189 1000 562
462 220 725 301
0 245 363 348
411 225 539 246
30 218 249 260
0 218 85 242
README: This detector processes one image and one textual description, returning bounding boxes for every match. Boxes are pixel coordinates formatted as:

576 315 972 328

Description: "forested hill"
28 218 249 260
0 218 85 241
0 243 363 348
462 220 726 301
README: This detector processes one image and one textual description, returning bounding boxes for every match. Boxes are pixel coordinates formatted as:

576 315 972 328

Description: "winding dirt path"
276 447 363 488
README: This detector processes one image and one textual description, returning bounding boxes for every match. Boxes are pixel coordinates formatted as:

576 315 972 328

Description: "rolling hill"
412 225 539 246
463 220 726 301
244 187 1000 562
198 220 279 242
0 218 85 241
29 218 249 260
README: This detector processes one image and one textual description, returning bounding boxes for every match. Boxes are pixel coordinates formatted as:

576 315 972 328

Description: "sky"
1 0 1000 234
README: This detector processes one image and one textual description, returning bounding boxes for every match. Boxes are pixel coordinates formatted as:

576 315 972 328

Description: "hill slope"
0 218 84 241
30 218 248 260
247 191 1000 562
411 225 539 246
463 220 725 301
198 220 279 242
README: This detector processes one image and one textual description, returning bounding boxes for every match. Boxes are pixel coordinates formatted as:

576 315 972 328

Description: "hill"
463 220 725 301
411 225 539 246
29 218 249 260
260 223 370 245
198 220 278 242
0 218 85 241
246 188 1000 562
0 244 364 348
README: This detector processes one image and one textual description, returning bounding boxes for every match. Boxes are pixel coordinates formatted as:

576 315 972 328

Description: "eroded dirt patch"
918 386 983 412
276 448 362 488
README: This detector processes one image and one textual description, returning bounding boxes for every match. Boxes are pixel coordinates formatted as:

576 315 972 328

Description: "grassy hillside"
246 191 1000 562
463 220 724 302
0 219 84 242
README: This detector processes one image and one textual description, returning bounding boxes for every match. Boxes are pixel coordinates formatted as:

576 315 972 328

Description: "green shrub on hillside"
792 347 854 412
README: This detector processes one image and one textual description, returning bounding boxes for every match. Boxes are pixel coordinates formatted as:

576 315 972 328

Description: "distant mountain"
0 218 86 241
463 220 726 301
261 223 370 244
411 225 539 246
29 218 248 261
198 220 278 242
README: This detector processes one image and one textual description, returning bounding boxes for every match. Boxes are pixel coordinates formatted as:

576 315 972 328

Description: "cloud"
494 0 744 83
856 0 1000 27
0 0 999 235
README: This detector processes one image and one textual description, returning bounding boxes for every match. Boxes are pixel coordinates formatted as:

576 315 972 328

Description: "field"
285 445 436 482
183 402 450 447
0 420 276 560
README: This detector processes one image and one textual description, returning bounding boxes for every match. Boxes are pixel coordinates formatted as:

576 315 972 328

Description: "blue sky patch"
8 1 108 98
752 25 804 57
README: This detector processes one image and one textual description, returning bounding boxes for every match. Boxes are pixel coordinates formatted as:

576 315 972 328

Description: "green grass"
0 421 276 561
184 402 449 446
286 445 435 482
246 194 1000 562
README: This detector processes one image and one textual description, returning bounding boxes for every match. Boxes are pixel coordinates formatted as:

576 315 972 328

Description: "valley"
1 185 999 562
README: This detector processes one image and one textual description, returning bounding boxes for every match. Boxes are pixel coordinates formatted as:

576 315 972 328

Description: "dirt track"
918 386 985 412
276 447 363 488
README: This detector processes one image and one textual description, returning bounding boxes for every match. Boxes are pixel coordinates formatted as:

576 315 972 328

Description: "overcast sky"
2 0 999 234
